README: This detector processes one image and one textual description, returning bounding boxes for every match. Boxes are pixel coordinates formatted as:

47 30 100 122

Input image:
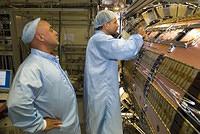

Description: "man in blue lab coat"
7 18 81 134
84 10 143 134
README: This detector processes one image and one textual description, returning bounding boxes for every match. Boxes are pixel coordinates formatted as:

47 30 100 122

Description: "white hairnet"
22 18 41 44
94 10 116 28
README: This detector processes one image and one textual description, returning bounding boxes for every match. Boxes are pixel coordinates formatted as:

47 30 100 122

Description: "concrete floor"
77 95 86 134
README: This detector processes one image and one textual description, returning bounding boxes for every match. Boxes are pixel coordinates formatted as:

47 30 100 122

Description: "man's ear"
35 34 45 41
102 23 108 31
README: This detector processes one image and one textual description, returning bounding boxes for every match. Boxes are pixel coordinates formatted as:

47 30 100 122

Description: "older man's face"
105 18 119 35
36 21 59 49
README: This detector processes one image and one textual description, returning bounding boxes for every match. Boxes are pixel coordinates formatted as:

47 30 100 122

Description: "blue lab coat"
7 49 81 134
84 30 143 134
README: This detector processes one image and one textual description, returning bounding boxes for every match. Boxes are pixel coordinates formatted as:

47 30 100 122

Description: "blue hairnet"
94 10 116 28
22 18 40 44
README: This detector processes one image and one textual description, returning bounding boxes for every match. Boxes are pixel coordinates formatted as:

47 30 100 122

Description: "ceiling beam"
2 8 89 12
125 0 156 18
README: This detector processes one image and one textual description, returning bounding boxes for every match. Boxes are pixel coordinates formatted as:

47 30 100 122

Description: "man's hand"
44 117 62 131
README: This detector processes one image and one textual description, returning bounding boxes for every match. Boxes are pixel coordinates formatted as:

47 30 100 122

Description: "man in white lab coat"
84 10 143 134
7 18 81 134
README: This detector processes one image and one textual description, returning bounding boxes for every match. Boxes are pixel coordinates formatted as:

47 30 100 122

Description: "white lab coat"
7 48 81 134
84 30 143 134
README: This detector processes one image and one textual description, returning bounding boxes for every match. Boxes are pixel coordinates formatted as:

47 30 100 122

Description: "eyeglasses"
49 26 54 32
